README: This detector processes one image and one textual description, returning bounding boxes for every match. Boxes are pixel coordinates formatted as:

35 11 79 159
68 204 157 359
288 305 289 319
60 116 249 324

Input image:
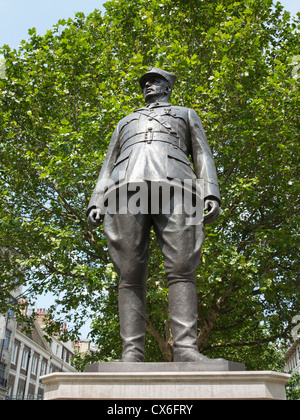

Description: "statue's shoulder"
171 105 188 111
171 105 195 113
168 105 190 120
173 105 202 120
118 111 140 131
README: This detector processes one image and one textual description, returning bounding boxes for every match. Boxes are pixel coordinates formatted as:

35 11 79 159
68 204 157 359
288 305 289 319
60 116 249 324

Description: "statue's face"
143 75 170 102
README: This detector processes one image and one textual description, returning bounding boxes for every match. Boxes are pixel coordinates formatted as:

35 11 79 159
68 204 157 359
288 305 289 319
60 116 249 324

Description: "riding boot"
169 281 211 362
118 286 146 362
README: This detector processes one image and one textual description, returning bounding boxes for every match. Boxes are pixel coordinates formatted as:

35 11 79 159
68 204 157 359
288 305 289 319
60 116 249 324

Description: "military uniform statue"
87 67 220 362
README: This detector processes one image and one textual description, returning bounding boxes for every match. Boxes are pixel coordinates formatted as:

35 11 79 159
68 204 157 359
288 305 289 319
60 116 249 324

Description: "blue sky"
0 0 299 50
0 0 106 49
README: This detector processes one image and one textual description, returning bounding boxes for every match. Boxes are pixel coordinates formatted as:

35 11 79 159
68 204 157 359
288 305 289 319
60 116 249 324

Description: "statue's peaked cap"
139 67 177 89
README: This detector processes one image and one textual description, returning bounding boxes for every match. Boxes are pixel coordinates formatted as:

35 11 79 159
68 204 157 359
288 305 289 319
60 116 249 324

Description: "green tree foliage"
286 371 300 400
0 0 299 368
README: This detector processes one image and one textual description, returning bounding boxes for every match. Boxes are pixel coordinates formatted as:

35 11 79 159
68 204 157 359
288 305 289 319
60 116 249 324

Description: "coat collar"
134 101 172 112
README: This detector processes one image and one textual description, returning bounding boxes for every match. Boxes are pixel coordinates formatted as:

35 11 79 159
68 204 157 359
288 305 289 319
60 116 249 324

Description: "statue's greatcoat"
87 101 220 216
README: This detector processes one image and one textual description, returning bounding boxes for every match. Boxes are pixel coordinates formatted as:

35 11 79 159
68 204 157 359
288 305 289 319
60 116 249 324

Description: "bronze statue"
87 67 220 362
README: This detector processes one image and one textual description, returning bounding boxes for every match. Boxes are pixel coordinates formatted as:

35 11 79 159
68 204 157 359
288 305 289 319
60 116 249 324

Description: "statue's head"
140 67 176 103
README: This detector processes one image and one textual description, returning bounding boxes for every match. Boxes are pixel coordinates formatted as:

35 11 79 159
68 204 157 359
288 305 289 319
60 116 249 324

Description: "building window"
40 360 46 376
11 343 18 365
17 383 23 399
3 329 11 350
7 386 12 399
31 355 37 375
62 347 66 362
21 349 28 370
0 363 6 387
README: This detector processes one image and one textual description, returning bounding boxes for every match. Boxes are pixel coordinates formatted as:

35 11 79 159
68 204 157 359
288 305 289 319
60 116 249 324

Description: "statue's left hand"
204 198 220 224
87 208 104 228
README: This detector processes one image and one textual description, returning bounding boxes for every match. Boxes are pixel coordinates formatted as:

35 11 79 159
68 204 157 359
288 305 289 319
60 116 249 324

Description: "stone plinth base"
84 360 245 372
41 364 289 400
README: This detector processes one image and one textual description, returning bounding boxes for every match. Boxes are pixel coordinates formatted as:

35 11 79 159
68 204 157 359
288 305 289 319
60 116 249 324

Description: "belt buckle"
145 128 153 144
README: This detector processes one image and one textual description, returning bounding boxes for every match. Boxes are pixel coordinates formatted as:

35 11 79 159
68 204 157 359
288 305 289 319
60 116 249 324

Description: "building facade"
285 338 300 374
0 307 76 400
73 338 98 354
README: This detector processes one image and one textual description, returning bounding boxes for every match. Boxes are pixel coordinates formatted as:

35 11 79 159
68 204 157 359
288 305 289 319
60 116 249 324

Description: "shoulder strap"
134 109 178 137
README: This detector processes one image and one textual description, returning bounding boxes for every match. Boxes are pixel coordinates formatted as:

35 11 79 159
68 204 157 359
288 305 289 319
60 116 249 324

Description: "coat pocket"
167 147 195 180
111 148 132 182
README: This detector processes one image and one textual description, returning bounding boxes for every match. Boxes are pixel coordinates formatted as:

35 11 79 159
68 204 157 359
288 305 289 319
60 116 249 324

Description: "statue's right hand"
88 208 104 228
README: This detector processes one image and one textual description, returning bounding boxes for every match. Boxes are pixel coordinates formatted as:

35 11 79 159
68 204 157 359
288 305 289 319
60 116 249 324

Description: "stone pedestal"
84 360 245 372
41 362 290 400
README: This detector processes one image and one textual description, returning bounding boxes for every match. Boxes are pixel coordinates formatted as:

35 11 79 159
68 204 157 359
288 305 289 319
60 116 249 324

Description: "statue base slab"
84 360 245 372
41 363 289 400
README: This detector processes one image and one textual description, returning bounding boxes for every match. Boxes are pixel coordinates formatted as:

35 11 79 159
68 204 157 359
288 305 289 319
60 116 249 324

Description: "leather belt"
120 132 188 154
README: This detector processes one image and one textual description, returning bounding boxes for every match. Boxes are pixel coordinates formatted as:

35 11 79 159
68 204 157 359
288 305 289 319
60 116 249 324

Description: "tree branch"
146 316 173 362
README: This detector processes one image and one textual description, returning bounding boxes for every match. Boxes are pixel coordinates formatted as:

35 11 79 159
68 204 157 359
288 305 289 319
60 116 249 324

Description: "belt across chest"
120 131 188 154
